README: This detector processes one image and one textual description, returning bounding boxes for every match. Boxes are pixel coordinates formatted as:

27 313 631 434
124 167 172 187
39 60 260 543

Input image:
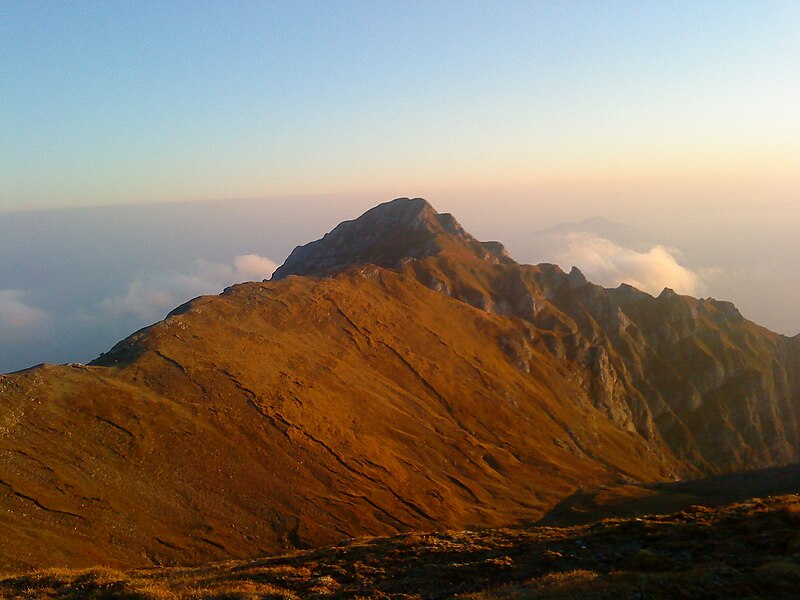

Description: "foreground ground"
2 493 799 599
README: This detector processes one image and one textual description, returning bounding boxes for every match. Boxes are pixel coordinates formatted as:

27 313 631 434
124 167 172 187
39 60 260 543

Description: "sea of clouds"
0 254 277 373
548 232 704 296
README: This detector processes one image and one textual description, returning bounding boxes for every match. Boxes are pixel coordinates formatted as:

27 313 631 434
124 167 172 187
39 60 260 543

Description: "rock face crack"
0 478 84 520
153 350 206 395
197 536 225 550
446 475 483 504
377 340 476 439
94 416 135 438
219 369 293 442
329 301 364 333
327 299 375 352
340 491 411 528
154 537 182 550
11 449 55 473
272 410 435 523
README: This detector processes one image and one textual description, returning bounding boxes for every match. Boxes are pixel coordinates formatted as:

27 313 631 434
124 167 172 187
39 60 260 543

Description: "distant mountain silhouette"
509 216 663 268
0 197 797 571
532 216 655 251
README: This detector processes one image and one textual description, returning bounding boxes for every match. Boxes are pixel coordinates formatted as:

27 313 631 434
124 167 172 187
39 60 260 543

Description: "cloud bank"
548 232 704 296
0 254 277 373
100 254 278 321
0 290 53 341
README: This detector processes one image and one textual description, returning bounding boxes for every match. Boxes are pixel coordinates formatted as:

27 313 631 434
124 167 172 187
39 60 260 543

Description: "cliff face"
0 197 797 570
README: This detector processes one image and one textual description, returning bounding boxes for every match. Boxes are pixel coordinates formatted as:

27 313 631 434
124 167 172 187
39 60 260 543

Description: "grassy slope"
0 268 669 571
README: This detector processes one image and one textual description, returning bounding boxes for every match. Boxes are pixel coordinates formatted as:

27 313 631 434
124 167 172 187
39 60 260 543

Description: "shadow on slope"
2 494 800 599
538 463 800 527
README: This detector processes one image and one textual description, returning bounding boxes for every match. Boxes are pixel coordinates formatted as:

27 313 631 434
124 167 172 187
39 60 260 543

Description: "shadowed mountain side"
0 269 669 571
538 463 800 527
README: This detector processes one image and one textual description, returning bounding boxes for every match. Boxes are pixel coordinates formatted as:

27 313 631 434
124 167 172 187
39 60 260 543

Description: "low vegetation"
2 494 799 599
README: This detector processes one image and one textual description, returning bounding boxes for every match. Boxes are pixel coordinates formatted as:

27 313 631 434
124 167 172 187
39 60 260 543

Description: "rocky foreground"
2 493 799 599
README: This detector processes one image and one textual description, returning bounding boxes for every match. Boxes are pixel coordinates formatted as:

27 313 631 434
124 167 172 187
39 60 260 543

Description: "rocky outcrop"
272 197 511 280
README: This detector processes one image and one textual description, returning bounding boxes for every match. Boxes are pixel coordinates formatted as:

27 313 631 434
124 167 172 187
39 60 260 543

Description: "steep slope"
0 266 670 571
0 197 797 572
272 197 511 280
276 198 800 474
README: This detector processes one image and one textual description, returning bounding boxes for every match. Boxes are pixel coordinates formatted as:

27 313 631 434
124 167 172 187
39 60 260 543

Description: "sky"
1 1 798 372
2 1 798 209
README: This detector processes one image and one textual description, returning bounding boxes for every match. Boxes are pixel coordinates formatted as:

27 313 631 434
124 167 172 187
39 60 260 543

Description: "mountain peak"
355 197 437 229
272 197 509 280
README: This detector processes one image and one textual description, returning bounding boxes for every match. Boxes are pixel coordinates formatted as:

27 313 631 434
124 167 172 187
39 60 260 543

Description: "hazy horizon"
1 194 797 374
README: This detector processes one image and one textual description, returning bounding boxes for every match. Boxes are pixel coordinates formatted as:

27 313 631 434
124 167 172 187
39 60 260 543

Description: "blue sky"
2 1 798 210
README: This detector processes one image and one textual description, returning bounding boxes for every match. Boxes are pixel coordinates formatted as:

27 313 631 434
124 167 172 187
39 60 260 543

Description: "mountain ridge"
0 197 797 570
290 200 800 475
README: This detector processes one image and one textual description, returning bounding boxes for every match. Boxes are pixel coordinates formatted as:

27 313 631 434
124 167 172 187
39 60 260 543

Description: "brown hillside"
277 199 800 473
0 268 669 571
0 197 798 571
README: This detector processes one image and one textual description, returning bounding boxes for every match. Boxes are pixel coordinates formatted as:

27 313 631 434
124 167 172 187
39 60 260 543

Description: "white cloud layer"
0 290 53 340
233 254 280 279
550 232 703 296
1 254 278 373
99 254 278 321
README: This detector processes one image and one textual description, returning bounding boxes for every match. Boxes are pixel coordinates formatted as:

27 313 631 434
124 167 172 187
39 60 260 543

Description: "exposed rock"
271 197 512 280
612 282 652 304
567 266 588 288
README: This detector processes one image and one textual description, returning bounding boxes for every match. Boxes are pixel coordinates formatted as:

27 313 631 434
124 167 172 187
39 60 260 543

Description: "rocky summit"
272 197 511 280
0 198 798 572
